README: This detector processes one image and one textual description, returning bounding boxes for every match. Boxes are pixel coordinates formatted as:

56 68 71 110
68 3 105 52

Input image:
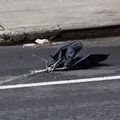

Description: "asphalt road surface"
0 37 120 120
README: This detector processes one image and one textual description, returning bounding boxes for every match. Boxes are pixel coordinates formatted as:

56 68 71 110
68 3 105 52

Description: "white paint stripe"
0 75 120 90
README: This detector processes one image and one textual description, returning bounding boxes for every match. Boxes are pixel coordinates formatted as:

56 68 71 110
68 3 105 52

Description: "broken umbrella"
32 41 109 74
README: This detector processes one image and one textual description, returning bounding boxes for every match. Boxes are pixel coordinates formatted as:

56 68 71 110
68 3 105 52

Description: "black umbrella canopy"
47 41 109 71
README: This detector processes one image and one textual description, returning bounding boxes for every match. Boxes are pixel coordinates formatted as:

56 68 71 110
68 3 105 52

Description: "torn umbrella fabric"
47 41 109 70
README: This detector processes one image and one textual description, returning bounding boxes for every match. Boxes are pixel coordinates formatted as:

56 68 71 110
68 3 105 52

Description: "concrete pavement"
0 0 120 44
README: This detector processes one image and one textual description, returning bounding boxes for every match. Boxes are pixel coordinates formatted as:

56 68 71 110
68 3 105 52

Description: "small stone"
35 39 49 44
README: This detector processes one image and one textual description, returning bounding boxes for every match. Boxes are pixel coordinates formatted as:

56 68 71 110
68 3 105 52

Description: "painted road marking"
0 75 120 89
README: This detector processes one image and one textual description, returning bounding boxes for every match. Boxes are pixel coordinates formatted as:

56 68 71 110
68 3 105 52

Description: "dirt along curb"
0 24 120 45
57 24 120 41
0 26 60 45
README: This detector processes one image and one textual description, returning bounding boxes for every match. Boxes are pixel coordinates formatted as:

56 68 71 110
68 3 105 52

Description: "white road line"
0 75 120 90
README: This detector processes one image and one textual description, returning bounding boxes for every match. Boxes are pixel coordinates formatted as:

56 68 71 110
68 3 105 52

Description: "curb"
0 26 60 45
0 24 120 45
55 24 120 41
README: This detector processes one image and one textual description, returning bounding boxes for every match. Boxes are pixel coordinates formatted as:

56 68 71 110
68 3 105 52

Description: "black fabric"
47 41 109 69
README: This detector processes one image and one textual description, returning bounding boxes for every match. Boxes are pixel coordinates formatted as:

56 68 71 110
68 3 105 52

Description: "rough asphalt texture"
0 37 120 119
0 37 120 83
0 1 120 119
